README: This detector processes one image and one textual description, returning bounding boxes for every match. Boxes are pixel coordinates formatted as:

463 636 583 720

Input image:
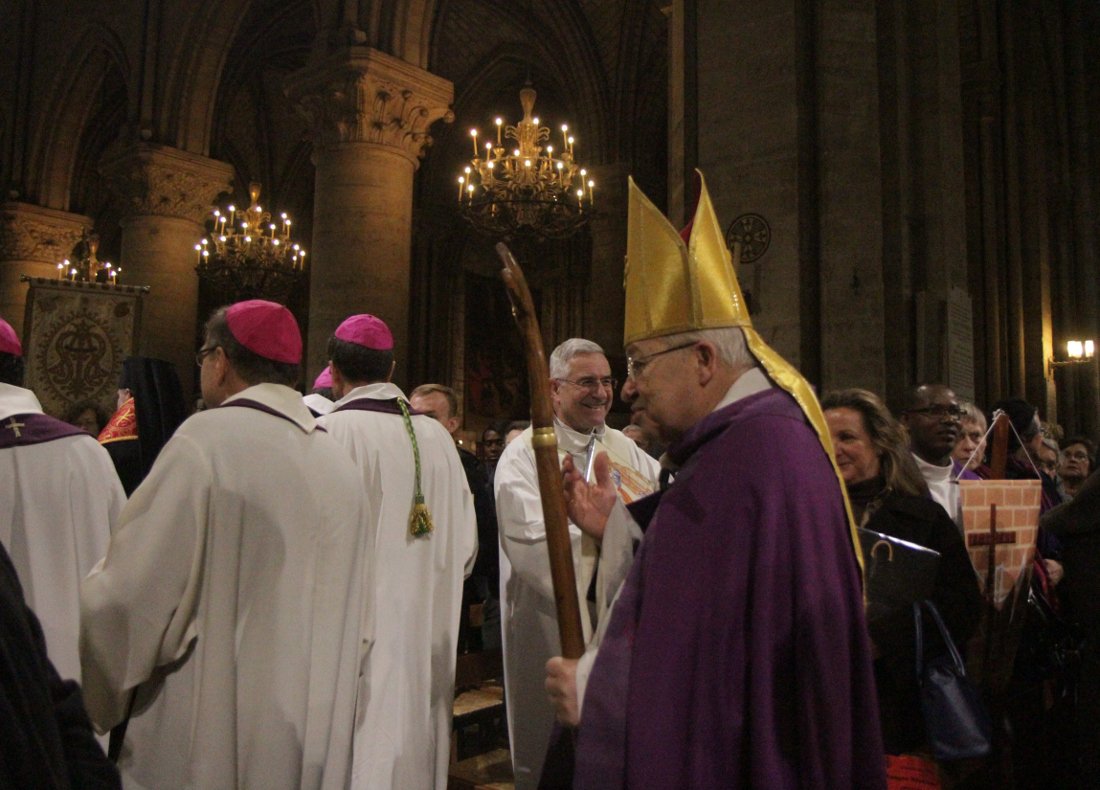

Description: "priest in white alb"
80 300 369 789
319 314 478 790
0 316 123 685
494 337 660 789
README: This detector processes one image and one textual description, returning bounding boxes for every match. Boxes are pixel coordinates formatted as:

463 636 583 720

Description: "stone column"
286 47 453 386
0 203 91 328
101 143 234 396
586 162 630 361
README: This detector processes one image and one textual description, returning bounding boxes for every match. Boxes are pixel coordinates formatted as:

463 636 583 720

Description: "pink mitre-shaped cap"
313 366 333 389
334 314 393 350
226 300 302 364
0 317 21 357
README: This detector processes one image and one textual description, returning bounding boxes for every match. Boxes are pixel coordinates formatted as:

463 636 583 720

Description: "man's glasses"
556 376 618 393
905 404 963 420
195 345 220 367
625 342 697 380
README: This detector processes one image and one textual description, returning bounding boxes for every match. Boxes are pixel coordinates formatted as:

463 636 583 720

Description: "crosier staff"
496 242 585 661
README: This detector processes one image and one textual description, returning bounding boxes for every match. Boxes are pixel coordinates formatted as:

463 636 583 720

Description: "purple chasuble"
575 388 886 789
0 413 86 448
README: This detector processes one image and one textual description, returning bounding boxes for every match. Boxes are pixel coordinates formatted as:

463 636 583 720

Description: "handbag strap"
914 599 968 679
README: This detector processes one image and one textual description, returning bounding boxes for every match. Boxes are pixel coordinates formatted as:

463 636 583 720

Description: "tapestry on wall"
20 276 148 418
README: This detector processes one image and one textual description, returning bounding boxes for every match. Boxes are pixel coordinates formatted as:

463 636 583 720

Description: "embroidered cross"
4 417 25 438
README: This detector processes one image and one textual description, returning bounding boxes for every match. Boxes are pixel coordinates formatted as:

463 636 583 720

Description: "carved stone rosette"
286 47 455 165
99 143 235 223
0 203 92 263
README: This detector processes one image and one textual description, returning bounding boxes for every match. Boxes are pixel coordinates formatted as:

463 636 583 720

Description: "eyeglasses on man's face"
625 341 697 380
905 404 963 421
556 376 618 393
195 345 220 367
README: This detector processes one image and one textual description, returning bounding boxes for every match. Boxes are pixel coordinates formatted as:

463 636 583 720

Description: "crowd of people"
1 169 1098 789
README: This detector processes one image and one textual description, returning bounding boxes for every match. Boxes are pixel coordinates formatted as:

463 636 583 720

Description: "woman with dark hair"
822 388 983 765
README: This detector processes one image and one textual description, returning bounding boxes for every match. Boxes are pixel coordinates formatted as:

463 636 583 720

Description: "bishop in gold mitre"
552 170 885 789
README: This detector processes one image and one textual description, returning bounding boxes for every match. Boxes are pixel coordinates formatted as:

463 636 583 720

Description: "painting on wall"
464 271 533 422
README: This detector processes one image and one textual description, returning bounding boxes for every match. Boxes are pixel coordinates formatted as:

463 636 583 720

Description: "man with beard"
494 337 659 789
901 383 975 525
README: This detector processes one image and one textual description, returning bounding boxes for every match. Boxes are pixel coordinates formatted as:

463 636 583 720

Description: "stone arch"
27 24 131 210
159 0 256 155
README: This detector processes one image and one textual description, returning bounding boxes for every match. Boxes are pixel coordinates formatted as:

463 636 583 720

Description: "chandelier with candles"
457 85 594 241
195 182 306 303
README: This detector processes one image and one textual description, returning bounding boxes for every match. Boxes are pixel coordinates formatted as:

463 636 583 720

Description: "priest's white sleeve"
79 433 209 732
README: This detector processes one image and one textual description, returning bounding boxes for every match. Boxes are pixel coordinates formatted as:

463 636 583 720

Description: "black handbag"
914 600 993 761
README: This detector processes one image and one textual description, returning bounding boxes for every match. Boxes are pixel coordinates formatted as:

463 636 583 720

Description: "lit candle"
470 128 479 157
568 135 575 155
69 268 77 281
458 176 465 201
495 117 503 145
194 243 202 265
485 141 492 163
57 262 64 280
561 124 568 149
587 179 595 204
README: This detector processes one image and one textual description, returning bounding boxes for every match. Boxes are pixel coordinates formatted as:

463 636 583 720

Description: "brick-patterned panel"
959 479 1041 609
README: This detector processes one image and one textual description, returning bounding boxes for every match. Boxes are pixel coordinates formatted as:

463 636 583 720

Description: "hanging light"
457 84 593 241
195 182 306 303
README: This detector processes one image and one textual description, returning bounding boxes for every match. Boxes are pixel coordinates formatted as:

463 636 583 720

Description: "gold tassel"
410 496 434 537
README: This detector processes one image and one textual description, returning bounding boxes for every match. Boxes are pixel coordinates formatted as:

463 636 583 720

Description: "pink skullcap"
225 300 302 364
334 314 393 351
313 366 333 389
0 317 21 357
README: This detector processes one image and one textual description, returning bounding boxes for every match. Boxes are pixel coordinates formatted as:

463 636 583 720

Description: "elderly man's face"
1059 442 1091 482
621 339 700 444
902 385 961 465
551 352 613 432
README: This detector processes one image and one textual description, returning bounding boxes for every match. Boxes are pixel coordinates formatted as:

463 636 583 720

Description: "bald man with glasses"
494 337 659 789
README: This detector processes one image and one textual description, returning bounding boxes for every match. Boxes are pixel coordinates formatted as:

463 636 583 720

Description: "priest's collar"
913 451 953 477
223 382 319 433
553 416 607 455
712 367 772 412
0 383 44 422
335 381 407 406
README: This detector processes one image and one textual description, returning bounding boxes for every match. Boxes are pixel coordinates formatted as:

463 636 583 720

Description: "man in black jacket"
0 541 120 789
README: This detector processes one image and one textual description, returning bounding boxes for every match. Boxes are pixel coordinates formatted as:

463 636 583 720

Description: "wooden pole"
497 242 585 660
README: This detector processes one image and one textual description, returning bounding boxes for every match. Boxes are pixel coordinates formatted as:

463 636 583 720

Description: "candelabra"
56 230 119 283
457 85 594 241
195 182 306 303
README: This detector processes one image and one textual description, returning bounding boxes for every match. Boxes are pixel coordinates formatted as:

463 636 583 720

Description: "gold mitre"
623 170 864 573
624 172 749 346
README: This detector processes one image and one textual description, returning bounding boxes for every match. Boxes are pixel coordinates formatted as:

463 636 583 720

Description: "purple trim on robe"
952 459 981 481
575 388 886 790
217 399 325 432
332 397 422 416
0 413 87 448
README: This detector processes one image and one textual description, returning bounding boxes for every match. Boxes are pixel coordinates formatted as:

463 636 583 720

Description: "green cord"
397 398 434 537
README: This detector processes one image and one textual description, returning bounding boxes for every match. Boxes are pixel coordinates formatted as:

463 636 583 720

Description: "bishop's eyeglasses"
625 341 698 380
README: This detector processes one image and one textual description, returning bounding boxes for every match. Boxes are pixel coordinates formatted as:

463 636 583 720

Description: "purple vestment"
575 388 886 789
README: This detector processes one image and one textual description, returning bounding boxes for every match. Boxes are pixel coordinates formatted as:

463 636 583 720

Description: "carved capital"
286 47 455 164
100 143 235 223
0 203 92 262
